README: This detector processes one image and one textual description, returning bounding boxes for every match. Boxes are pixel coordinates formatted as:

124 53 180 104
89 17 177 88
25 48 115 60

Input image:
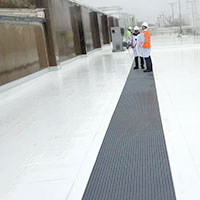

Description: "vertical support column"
97 13 104 46
38 0 58 66
114 18 119 27
81 7 94 52
70 6 82 56
34 24 49 69
101 14 110 45
70 5 86 55
76 6 86 54
90 12 101 49
43 10 58 66
108 17 114 42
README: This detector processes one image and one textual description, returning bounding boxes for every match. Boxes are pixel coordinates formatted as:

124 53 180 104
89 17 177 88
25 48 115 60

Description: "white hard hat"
134 26 139 31
128 27 132 30
142 22 148 28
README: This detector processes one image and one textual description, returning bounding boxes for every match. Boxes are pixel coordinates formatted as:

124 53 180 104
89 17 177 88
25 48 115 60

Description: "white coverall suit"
132 33 140 57
132 32 144 69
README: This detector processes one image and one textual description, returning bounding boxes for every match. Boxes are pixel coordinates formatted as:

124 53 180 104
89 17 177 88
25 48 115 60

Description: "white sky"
82 0 191 23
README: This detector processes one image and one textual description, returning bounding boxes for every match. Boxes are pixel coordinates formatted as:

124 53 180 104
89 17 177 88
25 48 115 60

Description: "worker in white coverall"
132 26 144 70
139 22 153 72
126 27 132 49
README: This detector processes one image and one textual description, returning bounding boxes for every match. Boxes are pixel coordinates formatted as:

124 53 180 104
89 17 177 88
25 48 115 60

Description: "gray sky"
82 0 189 23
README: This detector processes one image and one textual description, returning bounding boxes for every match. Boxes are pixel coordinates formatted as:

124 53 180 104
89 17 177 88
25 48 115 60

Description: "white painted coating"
0 68 49 94
153 35 200 200
0 47 133 200
1 35 200 200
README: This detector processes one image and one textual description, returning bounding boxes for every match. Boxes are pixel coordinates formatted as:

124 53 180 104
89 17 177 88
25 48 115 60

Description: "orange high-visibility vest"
140 30 151 49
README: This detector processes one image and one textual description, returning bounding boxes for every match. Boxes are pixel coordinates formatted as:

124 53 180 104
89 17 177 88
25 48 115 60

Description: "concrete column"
70 5 86 55
38 0 58 66
90 12 101 49
101 15 110 45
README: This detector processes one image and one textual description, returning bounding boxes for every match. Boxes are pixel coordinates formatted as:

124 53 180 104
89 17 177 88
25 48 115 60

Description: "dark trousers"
135 57 144 68
144 56 153 71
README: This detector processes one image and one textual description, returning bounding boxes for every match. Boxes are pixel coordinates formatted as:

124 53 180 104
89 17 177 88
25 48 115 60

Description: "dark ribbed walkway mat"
82 68 176 200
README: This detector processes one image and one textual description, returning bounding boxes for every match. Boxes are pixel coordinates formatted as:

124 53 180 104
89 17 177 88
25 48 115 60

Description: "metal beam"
0 15 46 23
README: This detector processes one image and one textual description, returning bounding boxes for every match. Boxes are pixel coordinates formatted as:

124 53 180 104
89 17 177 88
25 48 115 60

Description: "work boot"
141 66 145 69
144 69 152 73
134 66 139 70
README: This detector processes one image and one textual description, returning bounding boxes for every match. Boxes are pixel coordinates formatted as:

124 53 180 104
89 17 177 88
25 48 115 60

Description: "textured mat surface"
82 68 176 200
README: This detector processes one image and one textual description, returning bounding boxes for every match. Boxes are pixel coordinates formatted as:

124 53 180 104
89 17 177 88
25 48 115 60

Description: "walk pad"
82 68 176 200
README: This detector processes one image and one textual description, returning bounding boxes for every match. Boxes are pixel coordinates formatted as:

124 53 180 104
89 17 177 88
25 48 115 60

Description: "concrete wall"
0 0 114 86
0 0 40 8
0 21 48 86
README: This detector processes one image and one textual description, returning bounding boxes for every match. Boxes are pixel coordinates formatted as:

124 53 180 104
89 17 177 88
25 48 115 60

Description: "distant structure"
98 6 136 30
0 0 120 87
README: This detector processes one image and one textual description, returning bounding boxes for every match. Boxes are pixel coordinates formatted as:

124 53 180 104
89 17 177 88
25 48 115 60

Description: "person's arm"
131 36 134 48
139 33 145 47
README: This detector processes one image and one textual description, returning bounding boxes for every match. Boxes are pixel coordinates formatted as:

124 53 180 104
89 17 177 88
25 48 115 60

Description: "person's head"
134 26 139 33
128 27 132 32
142 22 148 30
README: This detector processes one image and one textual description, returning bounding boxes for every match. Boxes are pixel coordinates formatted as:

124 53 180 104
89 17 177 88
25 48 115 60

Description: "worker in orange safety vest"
139 22 153 72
